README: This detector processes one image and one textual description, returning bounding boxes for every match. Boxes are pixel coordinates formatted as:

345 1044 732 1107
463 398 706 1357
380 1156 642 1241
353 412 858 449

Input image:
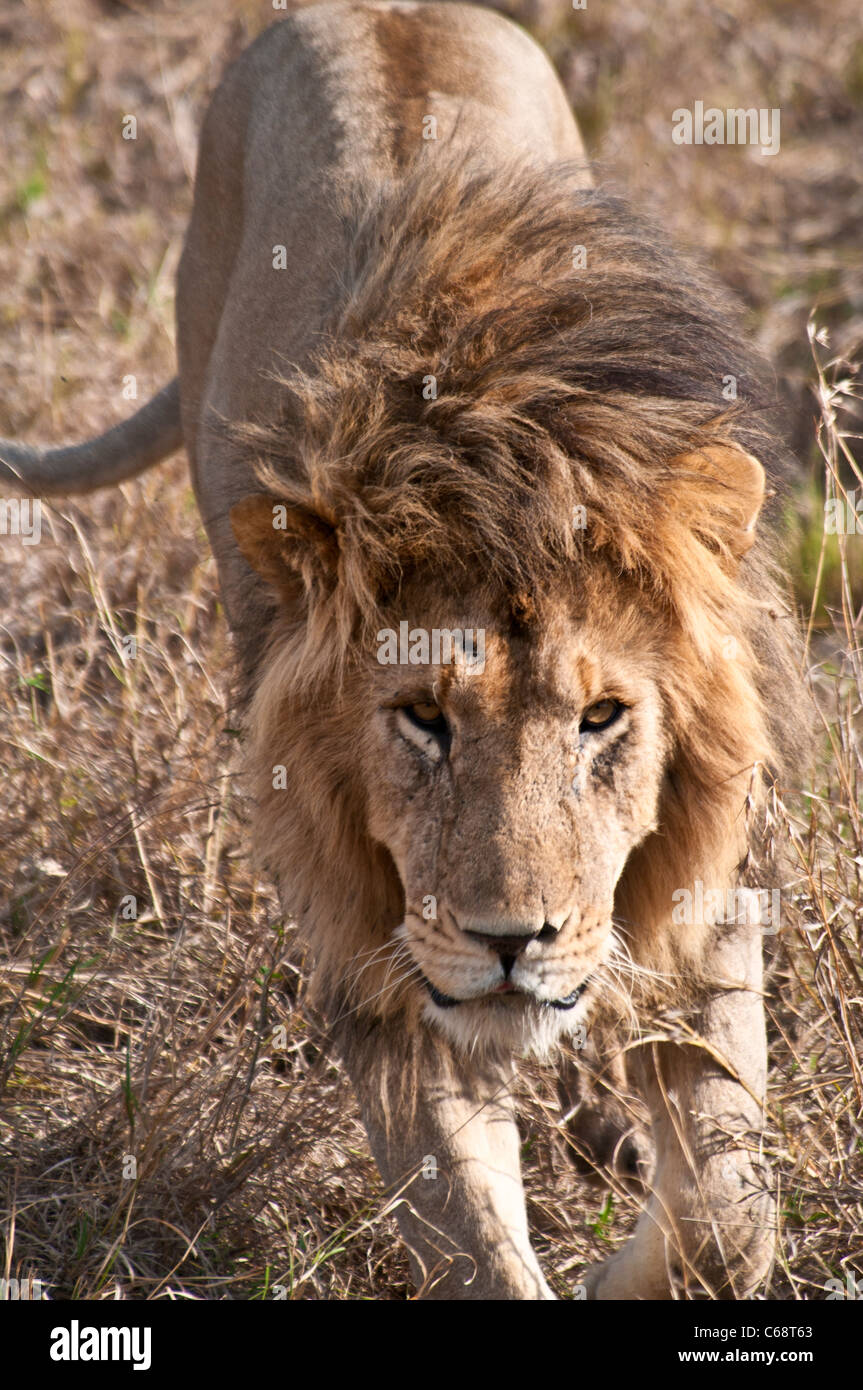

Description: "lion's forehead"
381 596 661 723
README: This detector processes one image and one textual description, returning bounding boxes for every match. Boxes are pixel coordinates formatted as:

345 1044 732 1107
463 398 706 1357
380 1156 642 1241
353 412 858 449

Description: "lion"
0 1 810 1299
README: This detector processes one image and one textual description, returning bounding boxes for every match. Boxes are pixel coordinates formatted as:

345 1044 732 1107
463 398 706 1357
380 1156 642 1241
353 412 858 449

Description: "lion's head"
230 160 806 1055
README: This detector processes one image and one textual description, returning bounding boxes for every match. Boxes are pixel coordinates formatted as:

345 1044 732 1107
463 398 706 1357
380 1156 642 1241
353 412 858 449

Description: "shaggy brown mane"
232 157 809 1004
237 158 796 646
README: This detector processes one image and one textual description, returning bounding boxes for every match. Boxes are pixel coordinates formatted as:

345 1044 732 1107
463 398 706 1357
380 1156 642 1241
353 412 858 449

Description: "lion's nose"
464 922 559 966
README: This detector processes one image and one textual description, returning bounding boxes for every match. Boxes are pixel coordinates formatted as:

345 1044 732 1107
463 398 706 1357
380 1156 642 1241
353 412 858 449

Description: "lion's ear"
230 494 339 600
672 443 766 558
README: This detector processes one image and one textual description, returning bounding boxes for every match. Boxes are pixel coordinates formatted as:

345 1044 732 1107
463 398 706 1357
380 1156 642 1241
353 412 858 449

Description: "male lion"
1 1 809 1299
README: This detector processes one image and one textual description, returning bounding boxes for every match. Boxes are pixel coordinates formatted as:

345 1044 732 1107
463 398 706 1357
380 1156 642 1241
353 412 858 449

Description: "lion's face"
356 573 669 1051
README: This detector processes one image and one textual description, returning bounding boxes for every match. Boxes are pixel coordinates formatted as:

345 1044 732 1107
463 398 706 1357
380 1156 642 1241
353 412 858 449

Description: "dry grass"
1 0 861 1300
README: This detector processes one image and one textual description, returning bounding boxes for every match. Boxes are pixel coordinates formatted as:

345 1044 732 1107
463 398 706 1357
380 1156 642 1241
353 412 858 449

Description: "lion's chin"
421 986 590 1060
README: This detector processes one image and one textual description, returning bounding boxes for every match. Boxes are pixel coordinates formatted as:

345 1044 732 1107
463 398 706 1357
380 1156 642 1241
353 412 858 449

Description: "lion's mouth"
420 974 589 1011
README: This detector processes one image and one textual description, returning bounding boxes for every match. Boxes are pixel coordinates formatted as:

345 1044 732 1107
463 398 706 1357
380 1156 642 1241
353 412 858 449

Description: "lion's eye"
580 698 623 732
394 700 450 762
406 701 445 730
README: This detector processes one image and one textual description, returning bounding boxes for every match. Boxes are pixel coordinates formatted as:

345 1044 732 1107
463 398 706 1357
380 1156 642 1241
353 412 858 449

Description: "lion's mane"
233 159 809 1017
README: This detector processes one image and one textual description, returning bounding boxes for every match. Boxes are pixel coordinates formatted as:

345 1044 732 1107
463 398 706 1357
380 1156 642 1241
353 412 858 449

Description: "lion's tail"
0 378 181 496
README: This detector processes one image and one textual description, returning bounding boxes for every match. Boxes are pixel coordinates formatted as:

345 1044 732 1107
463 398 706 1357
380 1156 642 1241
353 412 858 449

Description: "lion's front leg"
336 1014 553 1300
586 923 775 1299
